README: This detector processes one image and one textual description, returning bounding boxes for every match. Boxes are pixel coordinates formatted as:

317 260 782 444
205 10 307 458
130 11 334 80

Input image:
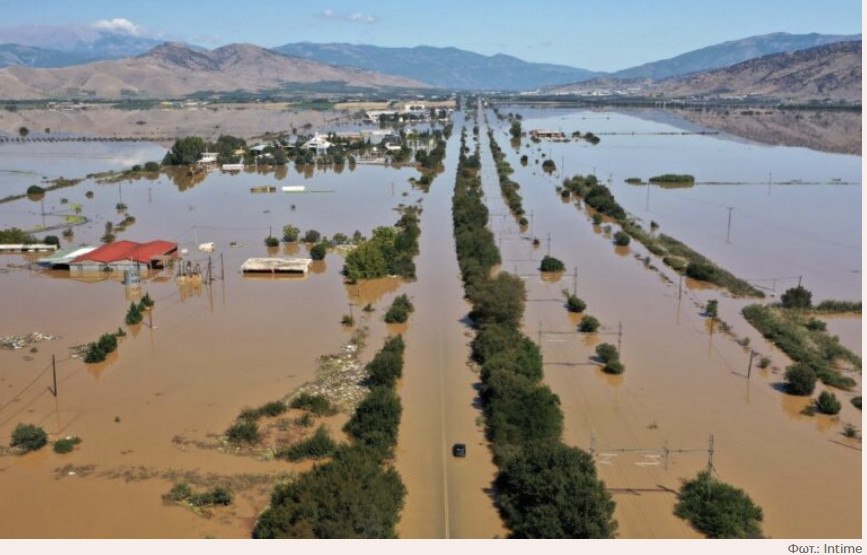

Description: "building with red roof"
70 240 177 274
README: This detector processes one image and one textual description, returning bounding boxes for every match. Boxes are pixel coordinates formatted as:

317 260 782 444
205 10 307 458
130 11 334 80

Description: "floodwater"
505 106 861 302
478 110 861 538
0 104 861 539
0 143 430 537
394 111 506 538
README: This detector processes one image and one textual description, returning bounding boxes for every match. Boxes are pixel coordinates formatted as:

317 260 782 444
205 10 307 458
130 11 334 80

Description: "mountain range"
0 43 426 100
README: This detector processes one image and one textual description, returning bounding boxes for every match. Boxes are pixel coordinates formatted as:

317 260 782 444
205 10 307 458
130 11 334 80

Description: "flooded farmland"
0 104 861 538
478 107 861 538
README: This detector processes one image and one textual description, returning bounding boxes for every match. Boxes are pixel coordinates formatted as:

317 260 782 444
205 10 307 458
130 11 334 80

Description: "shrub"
579 315 600 333
10 423 48 452
805 318 826 332
43 235 60 248
843 423 858 437
675 470 763 538
344 387 402 459
591 213 603 226
539 255 565 272
852 397 862 410
566 294 586 313
384 294 414 324
705 300 719 319
469 273 526 328
190 487 233 507
282 225 300 242
341 314 354 326
595 343 619 364
613 231 630 247
53 436 82 454
757 356 771 369
365 336 405 388
276 426 338 461
26 185 44 196
255 401 287 418
784 363 817 396
686 261 716 281
125 302 143 325
264 236 279 248
84 342 106 363
165 483 193 502
225 418 260 444
816 391 842 415
143 161 160 172
310 242 327 261
290 393 337 416
603 360 625 375
303 229 321 243
781 286 812 310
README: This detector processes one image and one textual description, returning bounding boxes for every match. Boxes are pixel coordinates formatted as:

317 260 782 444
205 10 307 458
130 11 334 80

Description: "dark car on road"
452 443 466 457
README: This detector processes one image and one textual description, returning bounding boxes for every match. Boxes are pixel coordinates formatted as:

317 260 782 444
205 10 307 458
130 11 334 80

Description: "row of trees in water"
452 124 617 538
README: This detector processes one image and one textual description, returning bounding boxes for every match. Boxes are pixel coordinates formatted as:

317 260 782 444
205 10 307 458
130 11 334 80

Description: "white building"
302 135 333 155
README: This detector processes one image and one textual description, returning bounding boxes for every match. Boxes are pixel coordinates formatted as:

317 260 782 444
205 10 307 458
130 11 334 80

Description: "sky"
0 0 861 70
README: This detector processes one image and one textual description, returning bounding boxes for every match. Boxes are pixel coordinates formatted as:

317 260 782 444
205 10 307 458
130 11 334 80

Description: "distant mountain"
0 22 164 64
612 32 860 80
0 44 88 68
0 43 428 100
652 40 862 102
273 42 602 90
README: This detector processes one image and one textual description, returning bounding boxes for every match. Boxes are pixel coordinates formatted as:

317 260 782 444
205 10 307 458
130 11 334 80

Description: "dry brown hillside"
0 42 429 100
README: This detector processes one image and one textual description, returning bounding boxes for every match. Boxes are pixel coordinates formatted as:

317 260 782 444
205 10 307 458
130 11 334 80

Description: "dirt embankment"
0 104 356 142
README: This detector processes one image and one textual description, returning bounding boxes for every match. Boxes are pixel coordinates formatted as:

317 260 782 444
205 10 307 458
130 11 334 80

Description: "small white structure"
221 163 244 171
302 134 333 155
241 257 313 275
199 152 218 164
249 144 271 155
281 186 306 193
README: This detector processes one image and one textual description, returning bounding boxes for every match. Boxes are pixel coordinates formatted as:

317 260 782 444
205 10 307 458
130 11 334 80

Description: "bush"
125 302 143 325
805 318 826 332
43 235 60 248
190 487 233 507
686 261 716 281
613 231 630 247
603 360 625 375
143 161 160 172
303 229 321 243
344 387 402 460
310 242 327 261
469 272 526 328
282 225 300 242
290 393 337 416
781 286 812 310
578 315 600 333
225 418 260 444
264 236 279 248
595 343 619 364
675 470 763 538
816 391 842 415
384 294 414 324
539 255 565 272
276 426 338 461
705 300 719 318
852 397 862 410
496 443 617 538
53 436 82 454
758 356 771 369
84 342 106 363
566 294 586 313
591 213 603 226
784 363 817 396
10 423 48 452
365 335 405 388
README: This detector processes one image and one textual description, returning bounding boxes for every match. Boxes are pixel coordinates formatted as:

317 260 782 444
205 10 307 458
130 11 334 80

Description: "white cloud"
91 18 143 36
317 9 379 24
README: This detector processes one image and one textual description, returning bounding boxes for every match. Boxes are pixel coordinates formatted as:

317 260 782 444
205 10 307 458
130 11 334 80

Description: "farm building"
69 240 177 275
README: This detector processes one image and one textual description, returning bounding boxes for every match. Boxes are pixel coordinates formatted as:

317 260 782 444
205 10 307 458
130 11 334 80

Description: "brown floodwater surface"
477 112 860 538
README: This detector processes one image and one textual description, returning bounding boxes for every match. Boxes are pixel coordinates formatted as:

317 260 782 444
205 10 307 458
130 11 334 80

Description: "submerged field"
0 105 861 538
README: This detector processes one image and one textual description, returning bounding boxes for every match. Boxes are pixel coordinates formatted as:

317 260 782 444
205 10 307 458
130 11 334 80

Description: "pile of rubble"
0 331 59 350
293 331 370 412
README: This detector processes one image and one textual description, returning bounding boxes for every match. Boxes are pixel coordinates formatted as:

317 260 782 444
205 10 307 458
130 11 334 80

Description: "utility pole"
617 322 623 352
726 207 734 244
546 232 551 257
530 210 534 236
51 355 57 397
573 266 578 296
798 275 803 288
678 275 683 299
220 253 225 280
747 351 755 380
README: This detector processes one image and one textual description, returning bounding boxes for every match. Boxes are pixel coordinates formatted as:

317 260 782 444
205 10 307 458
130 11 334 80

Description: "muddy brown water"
0 146 432 537
478 112 860 538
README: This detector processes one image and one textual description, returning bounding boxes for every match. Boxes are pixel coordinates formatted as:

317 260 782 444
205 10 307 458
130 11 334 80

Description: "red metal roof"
73 240 177 264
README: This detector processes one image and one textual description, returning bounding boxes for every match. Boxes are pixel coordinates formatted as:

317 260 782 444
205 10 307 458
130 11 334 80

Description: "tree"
344 387 402 459
539 255 565 272
595 343 619 364
125 302 143 325
816 391 842 415
469 272 526 328
264 236 279 248
781 286 812 310
43 235 60 248
509 120 522 139
784 363 817 396
705 300 719 318
310 242 327 261
282 225 300 242
565 294 586 313
253 445 406 538
495 442 617 538
613 231 630 246
18 126 29 138
10 423 47 452
674 470 763 538
578 315 600 332
163 137 207 165
303 229 321 243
